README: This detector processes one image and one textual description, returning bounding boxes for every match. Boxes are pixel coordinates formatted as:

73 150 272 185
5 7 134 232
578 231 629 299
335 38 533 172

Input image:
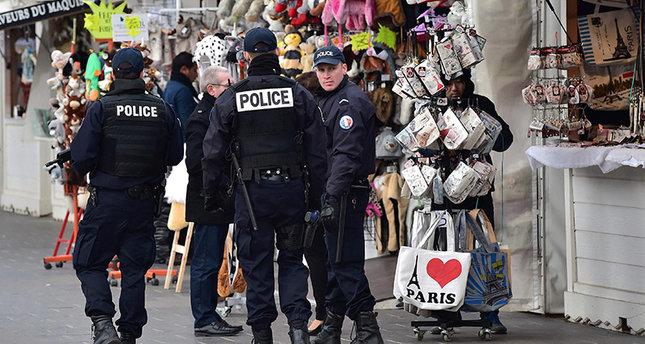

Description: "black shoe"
251 327 273 344
90 315 121 344
350 311 384 344
289 326 310 344
195 320 242 337
119 331 136 344
311 309 343 344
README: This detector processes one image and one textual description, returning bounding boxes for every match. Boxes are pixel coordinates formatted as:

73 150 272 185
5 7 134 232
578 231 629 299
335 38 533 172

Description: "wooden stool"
164 202 192 292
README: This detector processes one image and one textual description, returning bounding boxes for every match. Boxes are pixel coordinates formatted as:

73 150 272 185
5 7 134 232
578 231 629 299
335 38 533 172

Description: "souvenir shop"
523 0 645 335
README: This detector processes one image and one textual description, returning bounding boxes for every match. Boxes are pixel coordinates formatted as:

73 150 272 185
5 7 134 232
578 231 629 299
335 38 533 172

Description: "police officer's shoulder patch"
339 115 354 130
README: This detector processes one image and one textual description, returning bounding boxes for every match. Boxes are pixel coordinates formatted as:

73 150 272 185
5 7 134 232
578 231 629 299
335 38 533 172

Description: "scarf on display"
171 72 199 99
247 54 282 76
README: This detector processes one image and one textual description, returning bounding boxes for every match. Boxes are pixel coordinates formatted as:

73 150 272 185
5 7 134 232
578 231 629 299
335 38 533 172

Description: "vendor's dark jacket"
185 92 234 224
71 78 183 190
432 93 513 226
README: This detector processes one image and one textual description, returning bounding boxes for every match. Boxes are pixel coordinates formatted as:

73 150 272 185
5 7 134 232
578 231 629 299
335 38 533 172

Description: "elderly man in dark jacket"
185 65 242 337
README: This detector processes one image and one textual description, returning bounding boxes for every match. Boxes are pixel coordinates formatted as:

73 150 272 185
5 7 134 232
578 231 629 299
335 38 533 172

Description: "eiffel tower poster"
605 18 632 62
582 9 637 66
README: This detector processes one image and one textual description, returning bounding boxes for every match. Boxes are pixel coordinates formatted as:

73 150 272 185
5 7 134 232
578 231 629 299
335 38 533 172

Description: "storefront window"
6 24 36 118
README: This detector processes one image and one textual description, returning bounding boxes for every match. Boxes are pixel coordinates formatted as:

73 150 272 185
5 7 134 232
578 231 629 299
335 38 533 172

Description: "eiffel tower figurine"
606 18 632 61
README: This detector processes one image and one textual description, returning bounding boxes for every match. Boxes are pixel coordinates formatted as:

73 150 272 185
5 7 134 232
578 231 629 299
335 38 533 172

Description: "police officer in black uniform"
202 27 327 344
311 46 384 344
71 48 183 344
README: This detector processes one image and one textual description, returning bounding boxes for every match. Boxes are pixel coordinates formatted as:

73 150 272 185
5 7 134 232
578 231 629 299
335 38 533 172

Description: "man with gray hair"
185 65 242 337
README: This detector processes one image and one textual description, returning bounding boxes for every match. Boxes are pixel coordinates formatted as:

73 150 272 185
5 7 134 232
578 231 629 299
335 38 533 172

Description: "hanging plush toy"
322 0 375 31
227 0 255 29
98 49 116 93
309 0 326 17
262 1 285 32
84 52 102 101
281 26 304 77
300 41 316 72
245 0 265 22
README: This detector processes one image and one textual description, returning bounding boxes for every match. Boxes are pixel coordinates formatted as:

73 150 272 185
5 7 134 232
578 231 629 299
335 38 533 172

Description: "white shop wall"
0 20 55 217
471 0 569 313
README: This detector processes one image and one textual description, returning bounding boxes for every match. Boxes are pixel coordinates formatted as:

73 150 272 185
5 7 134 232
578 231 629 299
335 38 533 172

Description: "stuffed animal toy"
275 0 301 18
309 0 326 16
47 50 70 90
375 127 402 160
262 1 285 32
217 0 236 19
300 42 316 72
245 0 265 22
370 86 395 125
193 35 229 67
322 0 375 31
98 49 116 93
281 27 304 77
227 0 255 28
48 118 66 146
84 52 102 101
374 0 405 27
66 73 84 97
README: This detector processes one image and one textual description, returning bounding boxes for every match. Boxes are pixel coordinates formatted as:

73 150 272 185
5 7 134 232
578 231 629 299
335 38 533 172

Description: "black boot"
90 315 121 344
289 326 310 344
119 331 136 344
350 311 384 344
251 327 272 344
311 310 343 344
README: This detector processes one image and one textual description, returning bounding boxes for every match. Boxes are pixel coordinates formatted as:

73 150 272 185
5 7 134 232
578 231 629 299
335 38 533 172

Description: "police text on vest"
116 105 158 117
235 88 294 112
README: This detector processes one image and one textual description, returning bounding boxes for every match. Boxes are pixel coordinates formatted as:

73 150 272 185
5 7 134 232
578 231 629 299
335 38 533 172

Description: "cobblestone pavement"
0 211 643 344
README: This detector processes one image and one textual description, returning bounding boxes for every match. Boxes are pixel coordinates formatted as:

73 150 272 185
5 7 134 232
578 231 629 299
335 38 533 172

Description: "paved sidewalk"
0 211 643 344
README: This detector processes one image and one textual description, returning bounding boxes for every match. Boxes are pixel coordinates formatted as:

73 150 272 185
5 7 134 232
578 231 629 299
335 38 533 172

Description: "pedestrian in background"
185 65 243 337
163 51 199 140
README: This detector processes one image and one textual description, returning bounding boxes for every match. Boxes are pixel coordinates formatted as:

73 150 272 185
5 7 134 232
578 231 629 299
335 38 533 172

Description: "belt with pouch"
258 168 291 183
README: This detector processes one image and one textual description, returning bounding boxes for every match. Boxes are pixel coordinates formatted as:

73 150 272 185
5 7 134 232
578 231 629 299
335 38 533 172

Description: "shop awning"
0 0 90 31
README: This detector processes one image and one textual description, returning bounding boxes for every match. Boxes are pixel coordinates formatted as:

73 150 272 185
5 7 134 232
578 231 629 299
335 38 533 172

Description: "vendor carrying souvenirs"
430 68 513 334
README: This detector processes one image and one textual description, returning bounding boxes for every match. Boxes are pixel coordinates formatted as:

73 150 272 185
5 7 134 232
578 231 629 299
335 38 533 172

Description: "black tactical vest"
233 75 303 180
97 94 170 177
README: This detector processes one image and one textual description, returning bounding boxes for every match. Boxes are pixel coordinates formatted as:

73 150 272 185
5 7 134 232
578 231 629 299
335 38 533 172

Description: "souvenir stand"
383 1 512 342
524 0 645 335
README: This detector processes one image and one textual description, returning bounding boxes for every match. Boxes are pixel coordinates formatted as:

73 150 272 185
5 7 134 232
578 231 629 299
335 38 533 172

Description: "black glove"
319 194 340 230
203 190 229 213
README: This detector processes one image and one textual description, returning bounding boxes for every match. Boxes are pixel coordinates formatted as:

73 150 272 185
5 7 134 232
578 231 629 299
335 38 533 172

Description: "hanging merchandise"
321 0 375 31
375 127 403 160
577 8 639 66
442 161 478 204
437 108 468 150
395 107 441 152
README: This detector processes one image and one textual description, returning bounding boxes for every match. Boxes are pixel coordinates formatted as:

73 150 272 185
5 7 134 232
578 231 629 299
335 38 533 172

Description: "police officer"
71 48 183 344
202 27 327 344
312 46 384 344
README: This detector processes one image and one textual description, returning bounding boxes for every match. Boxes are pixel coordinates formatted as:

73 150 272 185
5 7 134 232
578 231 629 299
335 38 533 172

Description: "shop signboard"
111 14 147 42
0 0 87 31
83 0 127 39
